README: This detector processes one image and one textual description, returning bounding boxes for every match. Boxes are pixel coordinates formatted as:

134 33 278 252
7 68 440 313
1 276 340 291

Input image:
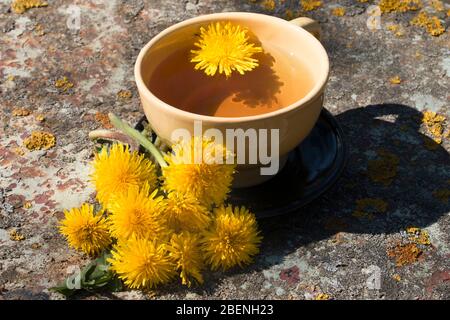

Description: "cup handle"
289 17 321 41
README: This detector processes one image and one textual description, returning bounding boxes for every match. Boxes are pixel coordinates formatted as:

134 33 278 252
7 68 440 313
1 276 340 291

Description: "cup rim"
134 12 330 123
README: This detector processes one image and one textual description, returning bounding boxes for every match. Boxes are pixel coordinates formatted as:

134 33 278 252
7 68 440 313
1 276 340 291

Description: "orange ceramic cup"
135 12 329 187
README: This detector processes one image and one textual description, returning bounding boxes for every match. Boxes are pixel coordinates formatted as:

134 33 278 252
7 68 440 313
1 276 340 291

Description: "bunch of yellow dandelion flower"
59 111 262 292
59 203 111 256
191 21 263 77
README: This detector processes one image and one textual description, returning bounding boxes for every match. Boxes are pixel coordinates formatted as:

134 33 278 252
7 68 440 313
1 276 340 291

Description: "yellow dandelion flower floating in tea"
162 137 235 208
107 183 166 241
59 203 111 256
109 235 175 289
191 21 263 77
202 205 262 271
91 144 157 207
168 232 204 287
163 192 211 233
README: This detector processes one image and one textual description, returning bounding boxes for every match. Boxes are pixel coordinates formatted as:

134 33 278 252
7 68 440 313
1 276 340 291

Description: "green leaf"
50 251 123 297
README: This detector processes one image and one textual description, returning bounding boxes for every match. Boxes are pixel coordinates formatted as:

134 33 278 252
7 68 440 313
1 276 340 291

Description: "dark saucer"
229 109 347 219
135 109 347 219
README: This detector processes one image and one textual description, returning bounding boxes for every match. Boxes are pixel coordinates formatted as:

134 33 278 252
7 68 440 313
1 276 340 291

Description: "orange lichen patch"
357 0 369 2
301 0 322 11
353 198 388 219
12 108 31 117
55 76 74 91
13 147 25 156
35 114 45 122
421 111 446 145
332 7 345 16
284 9 295 20
430 0 444 12
315 293 330 300
11 0 48 14
117 90 132 100
406 226 431 245
411 11 445 36
447 9 450 17
94 112 113 129
9 229 25 241
23 131 56 151
23 201 32 209
262 0 276 11
392 274 402 281
379 0 422 14
433 188 450 204
387 243 423 267
389 75 402 84
367 149 400 186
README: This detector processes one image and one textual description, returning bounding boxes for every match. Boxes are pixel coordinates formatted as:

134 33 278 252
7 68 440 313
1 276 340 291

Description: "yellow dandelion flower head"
162 136 236 208
163 192 211 233
202 205 262 271
59 203 111 256
108 235 175 289
91 143 157 207
107 183 167 241
191 21 263 77
167 232 204 287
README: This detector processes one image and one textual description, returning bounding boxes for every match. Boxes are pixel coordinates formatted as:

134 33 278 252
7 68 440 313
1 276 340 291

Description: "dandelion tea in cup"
147 22 314 118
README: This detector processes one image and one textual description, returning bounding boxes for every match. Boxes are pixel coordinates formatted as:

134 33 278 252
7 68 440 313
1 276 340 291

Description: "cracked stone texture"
0 0 449 300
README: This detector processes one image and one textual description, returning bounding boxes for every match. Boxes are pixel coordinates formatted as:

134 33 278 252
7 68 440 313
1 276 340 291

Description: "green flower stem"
108 113 168 168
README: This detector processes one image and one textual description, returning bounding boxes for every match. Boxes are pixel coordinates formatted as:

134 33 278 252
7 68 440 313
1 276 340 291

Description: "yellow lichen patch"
315 293 330 300
262 0 276 11
411 11 445 36
55 76 74 92
430 0 444 12
117 90 132 100
389 75 402 84
421 111 446 146
392 274 402 281
7 74 15 82
301 0 322 12
387 243 422 266
11 0 48 14
34 24 45 36
12 108 31 117
9 229 25 241
367 149 400 186
406 226 431 245
379 0 422 14
387 24 404 36
13 147 25 156
353 198 388 219
332 7 345 17
23 131 56 151
35 114 45 122
447 9 450 17
433 188 450 204
23 201 32 209
95 111 113 129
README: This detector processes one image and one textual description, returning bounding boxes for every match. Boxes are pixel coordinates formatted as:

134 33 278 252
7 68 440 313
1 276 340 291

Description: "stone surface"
0 0 449 300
